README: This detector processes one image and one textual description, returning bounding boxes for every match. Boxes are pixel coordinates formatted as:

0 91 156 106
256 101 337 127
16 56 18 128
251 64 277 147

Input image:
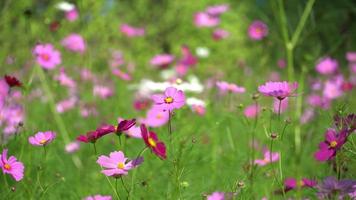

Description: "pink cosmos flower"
65 8 79 22
212 28 230 40
109 50 125 68
120 24 145 37
284 178 317 192
323 77 343 99
191 104 206 116
277 59 286 69
65 141 80 153
216 81 245 94
84 195 112 200
346 52 356 63
97 151 134 177
315 57 338 75
152 87 185 111
112 69 132 81
1 105 25 136
244 104 261 118
194 12 220 27
254 150 280 166
175 45 198 76
61 33 86 53
33 43 61 70
117 118 142 139
273 97 288 113
206 4 229 16
28 131 56 146
93 85 114 99
55 68 77 89
207 191 225 200
81 68 95 81
258 81 298 100
150 54 175 69
248 20 268 40
0 149 24 181
56 97 77 113
300 109 315 124
143 107 169 127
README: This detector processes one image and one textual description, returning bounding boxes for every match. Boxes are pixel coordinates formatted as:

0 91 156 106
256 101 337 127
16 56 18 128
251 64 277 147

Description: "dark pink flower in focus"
258 81 298 100
248 20 268 40
0 149 24 181
120 24 145 37
152 87 185 111
141 124 166 159
61 33 86 53
33 43 61 70
314 129 348 162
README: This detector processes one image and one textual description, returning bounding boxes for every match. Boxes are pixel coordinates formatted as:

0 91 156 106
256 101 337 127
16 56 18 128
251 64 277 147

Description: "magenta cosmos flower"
216 81 245 94
0 149 24 181
248 20 268 40
254 150 279 166
244 104 261 118
61 33 86 53
152 87 185 111
284 178 317 192
194 12 220 27
150 54 175 69
314 129 348 162
207 191 225 200
97 151 136 177
65 8 78 22
28 131 56 146
206 4 229 16
33 43 61 70
84 194 112 200
315 57 338 75
141 124 166 159
258 81 298 100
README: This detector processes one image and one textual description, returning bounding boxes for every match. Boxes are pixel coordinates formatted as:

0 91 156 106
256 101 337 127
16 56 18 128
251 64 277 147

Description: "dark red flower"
49 21 61 32
140 124 166 159
4 75 22 87
117 119 136 134
77 124 116 143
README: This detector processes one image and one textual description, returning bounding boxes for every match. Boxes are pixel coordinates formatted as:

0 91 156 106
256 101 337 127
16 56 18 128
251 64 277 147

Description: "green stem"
120 176 130 198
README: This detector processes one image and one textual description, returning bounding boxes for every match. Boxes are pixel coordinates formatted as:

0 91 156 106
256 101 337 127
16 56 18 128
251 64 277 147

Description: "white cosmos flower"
56 2 75 11
196 47 210 58
186 97 206 106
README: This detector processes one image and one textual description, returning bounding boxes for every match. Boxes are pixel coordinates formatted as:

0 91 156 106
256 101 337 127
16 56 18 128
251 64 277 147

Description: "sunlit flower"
248 20 268 40
152 87 185 111
33 43 61 70
258 81 298 100
141 124 166 159
28 131 56 146
0 149 24 181
97 151 134 177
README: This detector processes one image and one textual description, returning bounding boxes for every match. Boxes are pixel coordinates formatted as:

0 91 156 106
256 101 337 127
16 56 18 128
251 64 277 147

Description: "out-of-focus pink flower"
244 104 260 118
84 195 112 200
55 68 76 88
133 98 151 111
268 71 280 81
248 20 268 40
120 24 145 37
207 191 225 200
97 151 139 177
0 79 9 104
277 59 286 69
216 81 246 94
194 12 220 27
254 150 279 166
191 104 206 116
33 43 61 70
323 76 344 100
65 8 79 22
212 28 230 40
112 69 132 81
56 97 77 113
0 149 24 181
65 141 80 153
152 87 185 111
109 51 125 68
93 85 114 99
124 125 142 139
61 33 86 53
315 57 338 75
346 52 356 63
143 107 169 127
150 54 175 69
80 104 98 118
28 131 56 146
300 109 315 124
284 178 317 192
258 81 298 100
206 4 229 16
81 68 95 81
175 45 198 76
273 97 288 114
341 81 353 92
1 105 24 136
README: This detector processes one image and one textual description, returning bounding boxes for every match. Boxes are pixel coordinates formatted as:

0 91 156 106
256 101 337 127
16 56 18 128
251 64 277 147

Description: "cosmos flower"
56 97 77 113
205 4 229 16
243 104 261 119
150 54 175 69
33 43 61 70
248 20 268 40
112 69 132 81
65 141 80 153
152 87 185 111
84 194 112 200
284 178 317 192
323 76 343 100
55 68 77 89
346 52 356 63
65 8 79 22
333 114 356 133
4 75 22 88
273 97 288 113
28 131 56 146
315 57 338 75
212 29 230 40
186 97 206 116
140 124 166 159
123 125 142 139
207 191 225 200
194 12 220 27
254 150 279 166
316 177 356 199
314 129 348 162
258 81 298 100
142 107 169 127
120 24 145 37
93 85 114 99
61 33 86 53
0 149 24 181
216 81 245 94
97 151 135 177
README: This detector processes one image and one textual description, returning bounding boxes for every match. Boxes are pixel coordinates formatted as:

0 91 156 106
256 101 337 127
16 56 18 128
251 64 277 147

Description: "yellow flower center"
40 53 50 61
164 97 173 104
117 162 125 169
4 163 11 170
148 137 157 147
329 141 337 148
39 139 47 144
297 180 304 187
